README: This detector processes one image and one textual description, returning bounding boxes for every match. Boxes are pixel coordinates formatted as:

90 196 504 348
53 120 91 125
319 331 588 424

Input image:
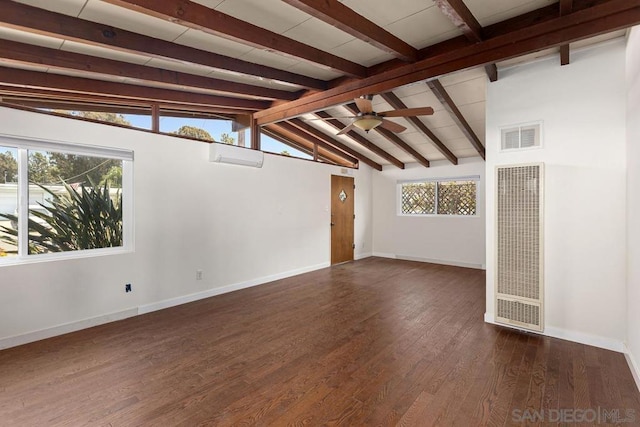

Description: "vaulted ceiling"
0 0 637 169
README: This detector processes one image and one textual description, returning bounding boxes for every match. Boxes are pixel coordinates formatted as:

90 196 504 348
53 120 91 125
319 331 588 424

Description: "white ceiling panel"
191 0 225 8
331 39 394 67
215 0 311 34
0 27 64 49
144 57 219 77
283 19 356 52
173 29 254 58
206 69 303 91
60 40 152 65
340 0 435 28
0 59 49 73
47 68 127 83
80 0 189 42
238 49 301 70
385 6 461 49
439 67 488 86
286 62 343 81
444 79 487 106
466 0 555 27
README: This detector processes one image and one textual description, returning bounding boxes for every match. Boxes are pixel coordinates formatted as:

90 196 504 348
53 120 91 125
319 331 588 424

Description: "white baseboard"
543 326 624 353
372 252 484 270
624 344 640 393
483 313 624 353
354 252 372 260
0 308 138 350
0 262 331 351
138 261 330 314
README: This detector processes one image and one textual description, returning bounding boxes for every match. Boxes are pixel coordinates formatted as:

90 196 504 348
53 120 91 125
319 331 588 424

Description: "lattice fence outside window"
401 182 435 214
437 180 476 215
399 178 477 216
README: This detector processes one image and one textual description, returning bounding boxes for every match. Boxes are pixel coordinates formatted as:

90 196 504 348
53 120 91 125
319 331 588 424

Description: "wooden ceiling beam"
274 122 359 165
0 88 254 116
266 123 355 166
313 111 405 169
380 92 458 165
560 0 574 65
102 0 367 78
0 40 298 101
433 0 497 81
426 79 485 159
255 0 639 125
281 0 417 62
434 0 483 42
0 0 325 91
261 127 316 158
287 118 383 171
0 67 268 111
344 103 430 168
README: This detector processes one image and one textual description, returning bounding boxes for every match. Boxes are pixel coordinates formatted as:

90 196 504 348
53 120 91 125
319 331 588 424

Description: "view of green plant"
0 181 122 254
174 125 214 141
0 150 18 183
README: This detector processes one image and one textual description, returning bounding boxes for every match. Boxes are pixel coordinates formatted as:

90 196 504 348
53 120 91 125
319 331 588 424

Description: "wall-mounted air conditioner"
209 143 264 168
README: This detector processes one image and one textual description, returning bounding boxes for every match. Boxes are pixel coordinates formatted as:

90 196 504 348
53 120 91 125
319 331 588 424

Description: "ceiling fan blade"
337 122 357 135
355 96 373 113
305 116 356 121
379 107 434 117
380 119 406 133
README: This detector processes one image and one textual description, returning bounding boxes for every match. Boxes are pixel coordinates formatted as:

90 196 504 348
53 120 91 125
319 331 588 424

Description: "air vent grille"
496 164 544 332
496 298 540 329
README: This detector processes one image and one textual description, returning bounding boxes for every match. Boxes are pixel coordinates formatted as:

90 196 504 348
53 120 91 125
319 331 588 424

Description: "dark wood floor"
1 258 639 426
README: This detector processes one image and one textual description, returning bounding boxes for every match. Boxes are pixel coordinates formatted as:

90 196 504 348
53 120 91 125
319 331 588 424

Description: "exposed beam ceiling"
0 0 325 90
380 92 458 165
287 118 382 171
426 79 485 159
313 111 404 169
281 0 417 62
102 0 367 77
0 40 297 101
255 0 639 125
268 122 358 166
433 0 498 82
0 0 635 169
0 67 267 111
261 126 336 164
344 103 430 168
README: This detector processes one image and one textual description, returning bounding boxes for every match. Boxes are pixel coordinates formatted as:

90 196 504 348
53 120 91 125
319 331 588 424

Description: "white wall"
486 40 628 351
626 26 640 389
372 158 485 269
0 106 373 347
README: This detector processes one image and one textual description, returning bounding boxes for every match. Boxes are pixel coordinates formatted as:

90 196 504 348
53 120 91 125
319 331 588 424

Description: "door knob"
330 222 335 226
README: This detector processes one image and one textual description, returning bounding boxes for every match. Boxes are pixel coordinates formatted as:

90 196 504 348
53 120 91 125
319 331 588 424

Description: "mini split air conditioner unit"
209 143 264 168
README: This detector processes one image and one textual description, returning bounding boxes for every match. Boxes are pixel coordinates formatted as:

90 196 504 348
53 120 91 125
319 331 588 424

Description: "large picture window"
0 136 133 262
398 177 478 216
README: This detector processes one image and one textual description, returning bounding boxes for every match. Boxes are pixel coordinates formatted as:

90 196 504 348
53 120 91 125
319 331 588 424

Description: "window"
399 177 478 216
500 122 542 150
0 136 133 262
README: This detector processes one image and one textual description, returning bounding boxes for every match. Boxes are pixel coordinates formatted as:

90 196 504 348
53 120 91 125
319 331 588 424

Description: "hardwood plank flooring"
0 257 639 426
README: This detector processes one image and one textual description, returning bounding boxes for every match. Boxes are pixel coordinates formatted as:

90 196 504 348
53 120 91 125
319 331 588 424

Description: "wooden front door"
331 175 354 265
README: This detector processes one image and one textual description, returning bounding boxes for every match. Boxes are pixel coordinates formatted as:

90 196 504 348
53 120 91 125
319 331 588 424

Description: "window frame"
397 175 480 217
0 134 134 265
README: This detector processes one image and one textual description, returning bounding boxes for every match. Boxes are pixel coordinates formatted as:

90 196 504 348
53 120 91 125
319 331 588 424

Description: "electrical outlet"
196 270 203 280
125 283 132 293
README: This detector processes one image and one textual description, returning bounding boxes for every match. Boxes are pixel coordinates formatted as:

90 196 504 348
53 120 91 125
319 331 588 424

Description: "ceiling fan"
317 95 434 135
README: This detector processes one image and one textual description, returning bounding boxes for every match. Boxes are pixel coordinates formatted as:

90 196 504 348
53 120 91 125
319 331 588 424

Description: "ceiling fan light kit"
353 115 383 132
